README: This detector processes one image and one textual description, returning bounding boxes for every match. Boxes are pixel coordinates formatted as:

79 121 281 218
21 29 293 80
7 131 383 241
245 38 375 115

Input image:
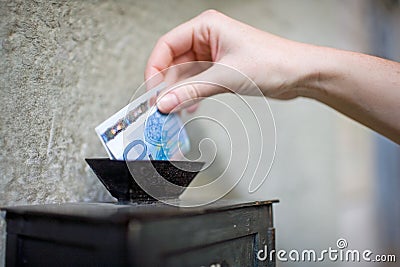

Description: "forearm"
300 46 400 144
146 9 400 139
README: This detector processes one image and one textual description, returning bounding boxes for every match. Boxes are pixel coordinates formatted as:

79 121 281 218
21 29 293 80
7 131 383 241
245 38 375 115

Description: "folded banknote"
95 83 190 160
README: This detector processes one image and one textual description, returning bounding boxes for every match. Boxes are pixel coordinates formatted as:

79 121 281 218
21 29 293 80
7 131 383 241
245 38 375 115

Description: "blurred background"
0 0 399 266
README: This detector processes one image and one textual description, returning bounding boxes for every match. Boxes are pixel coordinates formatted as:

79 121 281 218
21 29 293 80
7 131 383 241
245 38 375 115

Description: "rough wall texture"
0 1 378 266
0 0 210 205
0 0 208 262
1 0 107 205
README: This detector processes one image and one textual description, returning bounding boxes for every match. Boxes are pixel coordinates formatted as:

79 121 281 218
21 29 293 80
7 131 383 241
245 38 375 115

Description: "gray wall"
0 1 385 266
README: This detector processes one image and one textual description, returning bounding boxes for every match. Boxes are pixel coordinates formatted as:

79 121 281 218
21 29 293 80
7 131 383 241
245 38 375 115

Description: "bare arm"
300 47 400 143
145 10 400 144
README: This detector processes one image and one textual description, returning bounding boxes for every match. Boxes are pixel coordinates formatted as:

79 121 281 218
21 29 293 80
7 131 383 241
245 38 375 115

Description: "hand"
145 10 400 144
145 10 318 113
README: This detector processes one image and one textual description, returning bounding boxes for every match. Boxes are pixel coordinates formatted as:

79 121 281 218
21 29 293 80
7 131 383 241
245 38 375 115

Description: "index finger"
145 19 196 82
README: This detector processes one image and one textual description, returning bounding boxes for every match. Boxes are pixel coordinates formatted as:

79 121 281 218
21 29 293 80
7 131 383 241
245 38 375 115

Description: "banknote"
95 83 190 160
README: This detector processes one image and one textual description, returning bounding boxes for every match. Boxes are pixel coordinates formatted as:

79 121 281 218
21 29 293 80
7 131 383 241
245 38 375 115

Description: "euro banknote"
95 83 190 160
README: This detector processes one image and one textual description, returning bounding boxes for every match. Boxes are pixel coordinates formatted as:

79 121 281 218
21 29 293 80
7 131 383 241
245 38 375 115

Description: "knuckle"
200 9 221 18
156 35 167 46
187 84 200 100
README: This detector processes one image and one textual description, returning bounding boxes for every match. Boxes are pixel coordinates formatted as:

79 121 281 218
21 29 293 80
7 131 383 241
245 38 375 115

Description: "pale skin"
145 10 400 144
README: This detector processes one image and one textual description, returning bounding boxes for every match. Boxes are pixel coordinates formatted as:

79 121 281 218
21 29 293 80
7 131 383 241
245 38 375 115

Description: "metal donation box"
2 159 278 267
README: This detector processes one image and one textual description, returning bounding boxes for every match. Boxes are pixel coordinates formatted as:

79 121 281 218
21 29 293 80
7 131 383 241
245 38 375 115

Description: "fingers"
145 10 221 84
145 10 251 113
156 83 219 114
156 64 241 113
145 19 196 82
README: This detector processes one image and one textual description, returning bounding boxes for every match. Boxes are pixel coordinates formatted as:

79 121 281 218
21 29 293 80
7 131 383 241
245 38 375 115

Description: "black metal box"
2 200 277 267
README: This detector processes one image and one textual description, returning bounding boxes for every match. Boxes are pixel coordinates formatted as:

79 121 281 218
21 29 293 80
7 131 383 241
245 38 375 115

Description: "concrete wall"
0 1 381 266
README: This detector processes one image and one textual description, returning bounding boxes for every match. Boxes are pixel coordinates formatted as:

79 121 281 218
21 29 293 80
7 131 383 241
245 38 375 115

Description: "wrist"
295 45 344 102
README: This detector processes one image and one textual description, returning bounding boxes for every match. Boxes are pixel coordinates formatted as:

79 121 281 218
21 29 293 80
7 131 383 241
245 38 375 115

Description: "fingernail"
157 93 179 113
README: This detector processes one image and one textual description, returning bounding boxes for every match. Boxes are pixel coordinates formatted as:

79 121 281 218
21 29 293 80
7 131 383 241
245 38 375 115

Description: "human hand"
145 10 400 144
145 10 320 113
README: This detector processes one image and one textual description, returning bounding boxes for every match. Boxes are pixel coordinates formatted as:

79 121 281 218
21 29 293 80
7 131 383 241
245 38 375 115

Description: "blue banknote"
95 83 190 160
122 108 190 160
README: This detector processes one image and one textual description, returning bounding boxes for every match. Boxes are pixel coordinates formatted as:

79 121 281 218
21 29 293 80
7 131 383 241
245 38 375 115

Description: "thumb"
157 65 239 113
